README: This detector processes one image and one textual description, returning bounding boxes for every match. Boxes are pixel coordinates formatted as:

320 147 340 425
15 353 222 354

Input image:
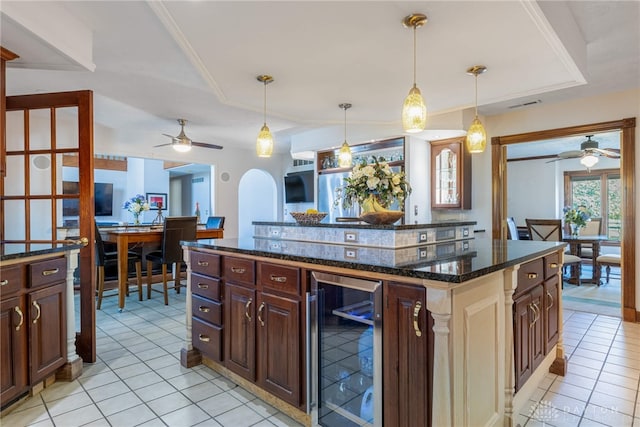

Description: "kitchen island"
181 230 568 427
1 242 85 410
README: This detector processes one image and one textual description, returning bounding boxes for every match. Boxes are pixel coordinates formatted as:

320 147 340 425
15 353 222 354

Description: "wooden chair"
506 217 519 240
145 216 197 305
595 253 620 285
577 217 602 260
526 218 582 286
95 222 142 309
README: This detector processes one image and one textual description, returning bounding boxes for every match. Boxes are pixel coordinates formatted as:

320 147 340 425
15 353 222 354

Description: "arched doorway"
238 169 277 242
492 118 636 322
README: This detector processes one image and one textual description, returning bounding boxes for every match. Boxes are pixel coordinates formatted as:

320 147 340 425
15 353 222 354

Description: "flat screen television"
63 181 114 216
284 171 314 203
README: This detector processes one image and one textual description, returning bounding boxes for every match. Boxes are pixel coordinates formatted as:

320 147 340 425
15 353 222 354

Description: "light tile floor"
2 288 639 427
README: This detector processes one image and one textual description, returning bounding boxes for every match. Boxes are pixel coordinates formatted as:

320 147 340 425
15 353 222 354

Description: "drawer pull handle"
529 303 540 328
198 334 210 343
245 298 252 321
231 267 246 274
0 279 8 286
413 301 422 337
269 274 287 283
197 283 209 289
546 291 554 310
527 273 538 279
197 260 209 267
549 263 558 269
198 306 210 313
15 306 24 331
258 302 265 327
42 268 59 276
32 301 41 324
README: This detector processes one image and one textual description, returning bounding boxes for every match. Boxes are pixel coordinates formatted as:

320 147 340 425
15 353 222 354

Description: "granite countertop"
252 220 477 230
1 242 86 262
183 237 566 283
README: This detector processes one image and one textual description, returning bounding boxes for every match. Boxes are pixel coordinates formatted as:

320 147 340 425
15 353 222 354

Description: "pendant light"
401 13 428 133
465 65 488 153
580 154 599 169
256 75 274 157
338 103 352 168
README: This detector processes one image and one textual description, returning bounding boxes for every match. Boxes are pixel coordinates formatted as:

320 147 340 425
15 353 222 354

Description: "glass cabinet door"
430 137 471 209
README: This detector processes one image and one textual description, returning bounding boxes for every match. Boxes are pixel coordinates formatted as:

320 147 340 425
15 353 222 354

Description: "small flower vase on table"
570 223 579 238
133 212 141 225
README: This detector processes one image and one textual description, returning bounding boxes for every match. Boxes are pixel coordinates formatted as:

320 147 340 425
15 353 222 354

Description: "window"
564 169 620 241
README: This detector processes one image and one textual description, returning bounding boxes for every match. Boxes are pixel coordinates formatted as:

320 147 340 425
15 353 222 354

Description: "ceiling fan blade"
557 150 583 159
162 133 177 139
192 141 223 150
545 158 564 163
593 147 621 158
153 142 174 148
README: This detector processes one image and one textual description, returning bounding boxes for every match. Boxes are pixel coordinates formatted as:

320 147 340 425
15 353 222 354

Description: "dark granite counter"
1 242 86 262
183 237 566 284
253 220 477 230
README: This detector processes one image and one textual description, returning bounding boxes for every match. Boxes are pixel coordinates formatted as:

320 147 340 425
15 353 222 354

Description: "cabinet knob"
198 306 210 313
197 260 209 267
14 306 24 331
527 273 538 279
231 267 245 274
198 334 210 343
549 263 558 269
269 274 287 283
413 301 423 337
0 279 8 286
197 283 209 289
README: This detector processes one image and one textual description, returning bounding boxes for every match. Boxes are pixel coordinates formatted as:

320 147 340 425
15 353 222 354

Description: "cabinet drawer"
192 294 222 325
224 257 255 287
544 252 560 278
191 251 221 277
191 274 221 301
192 317 223 362
516 258 543 296
258 262 300 296
29 257 66 289
1 265 24 296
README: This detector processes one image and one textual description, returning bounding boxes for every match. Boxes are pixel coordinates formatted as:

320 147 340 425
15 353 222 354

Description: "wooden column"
427 288 453 427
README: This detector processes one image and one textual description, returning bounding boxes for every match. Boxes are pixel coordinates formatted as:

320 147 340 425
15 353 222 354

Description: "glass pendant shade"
173 139 192 153
465 116 487 153
338 141 352 168
256 124 274 157
402 85 427 133
580 154 599 168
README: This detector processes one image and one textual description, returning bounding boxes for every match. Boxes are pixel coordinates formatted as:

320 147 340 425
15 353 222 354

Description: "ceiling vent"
508 99 542 109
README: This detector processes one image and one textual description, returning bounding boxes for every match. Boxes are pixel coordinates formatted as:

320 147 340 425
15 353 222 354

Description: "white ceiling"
1 1 638 157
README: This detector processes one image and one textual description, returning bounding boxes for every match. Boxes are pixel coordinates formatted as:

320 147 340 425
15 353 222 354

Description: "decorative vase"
133 212 141 225
570 223 579 237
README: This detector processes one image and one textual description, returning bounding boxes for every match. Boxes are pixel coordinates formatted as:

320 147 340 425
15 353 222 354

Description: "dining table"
103 226 223 310
562 234 609 284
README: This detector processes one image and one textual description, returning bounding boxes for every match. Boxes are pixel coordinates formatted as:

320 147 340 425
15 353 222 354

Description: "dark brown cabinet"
191 253 224 363
513 253 561 391
224 282 256 380
430 137 471 210
383 281 432 427
0 257 67 408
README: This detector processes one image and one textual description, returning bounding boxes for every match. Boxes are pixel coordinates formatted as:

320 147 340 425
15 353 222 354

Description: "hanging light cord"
263 81 267 126
343 106 347 141
474 73 479 117
412 25 417 87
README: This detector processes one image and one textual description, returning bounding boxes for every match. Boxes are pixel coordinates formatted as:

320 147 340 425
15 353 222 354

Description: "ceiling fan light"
465 116 487 153
580 154 599 168
256 124 274 157
172 138 192 153
402 85 427 133
338 141 352 168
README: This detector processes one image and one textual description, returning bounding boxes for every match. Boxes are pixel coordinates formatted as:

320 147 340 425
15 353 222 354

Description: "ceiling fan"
546 135 620 164
154 119 223 152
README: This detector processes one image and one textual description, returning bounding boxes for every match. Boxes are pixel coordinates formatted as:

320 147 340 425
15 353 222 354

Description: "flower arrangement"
563 205 590 231
123 194 150 224
337 156 411 211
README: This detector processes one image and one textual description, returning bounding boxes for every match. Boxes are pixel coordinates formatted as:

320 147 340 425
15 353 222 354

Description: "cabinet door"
0 296 28 405
530 285 545 371
224 283 256 380
430 137 471 210
543 276 560 354
383 282 431 427
513 292 532 391
28 283 67 384
257 293 301 406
